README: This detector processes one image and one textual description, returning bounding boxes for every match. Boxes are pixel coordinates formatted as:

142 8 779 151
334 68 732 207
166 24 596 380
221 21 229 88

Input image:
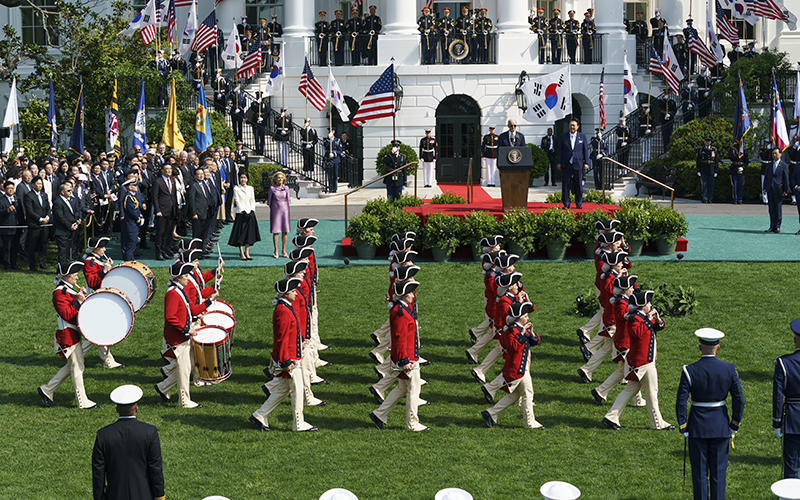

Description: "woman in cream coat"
228 172 261 259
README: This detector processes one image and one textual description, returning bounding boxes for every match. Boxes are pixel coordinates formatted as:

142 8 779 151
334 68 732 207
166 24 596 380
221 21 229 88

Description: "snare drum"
78 288 134 346
191 327 232 384
201 311 237 343
206 299 235 317
102 261 157 312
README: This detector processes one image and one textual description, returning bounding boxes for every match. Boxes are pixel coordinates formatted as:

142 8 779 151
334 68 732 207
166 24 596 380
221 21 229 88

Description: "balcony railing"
532 33 604 64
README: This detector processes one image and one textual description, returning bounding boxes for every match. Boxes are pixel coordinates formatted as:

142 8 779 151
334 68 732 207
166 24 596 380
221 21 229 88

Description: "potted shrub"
430 192 468 204
345 212 382 259
461 211 500 260
534 207 577 260
381 210 422 247
498 209 536 259
649 206 688 255
616 205 651 256
362 197 401 220
576 209 612 259
422 212 462 262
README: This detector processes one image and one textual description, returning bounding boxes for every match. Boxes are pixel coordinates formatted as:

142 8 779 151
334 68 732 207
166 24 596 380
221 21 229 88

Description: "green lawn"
0 261 793 499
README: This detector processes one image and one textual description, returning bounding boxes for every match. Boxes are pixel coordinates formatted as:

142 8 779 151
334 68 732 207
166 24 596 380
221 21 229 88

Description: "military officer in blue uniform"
676 328 745 500
590 128 609 190
323 129 343 193
120 178 142 261
329 10 347 66
362 5 382 66
774 319 800 479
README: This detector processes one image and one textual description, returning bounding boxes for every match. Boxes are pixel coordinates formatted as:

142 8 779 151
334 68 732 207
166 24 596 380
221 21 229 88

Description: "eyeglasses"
509 125 517 128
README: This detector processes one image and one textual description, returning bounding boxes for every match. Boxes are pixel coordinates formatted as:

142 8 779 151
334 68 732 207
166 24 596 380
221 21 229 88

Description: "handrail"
344 161 418 232
601 157 674 209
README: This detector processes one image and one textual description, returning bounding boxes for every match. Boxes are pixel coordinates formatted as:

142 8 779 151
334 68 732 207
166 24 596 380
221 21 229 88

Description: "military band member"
267 15 283 39
346 8 362 66
590 128 608 190
475 8 492 64
82 237 124 369
548 9 563 64
456 6 473 63
729 146 748 205
418 7 437 65
438 8 455 64
315 11 329 66
467 237 502 347
275 109 292 168
531 7 548 63
330 10 347 66
775 319 800 478
419 128 438 188
677 328 744 499
581 11 596 64
653 18 666 56
481 301 544 429
564 10 580 64
481 125 499 187
696 136 719 204
632 12 648 63
369 280 430 432
602 290 674 431
362 5 382 66
251 278 319 432
37 261 101 409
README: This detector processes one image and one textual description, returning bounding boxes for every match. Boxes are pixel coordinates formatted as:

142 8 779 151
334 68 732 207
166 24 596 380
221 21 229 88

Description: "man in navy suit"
774 319 800 479
555 118 590 209
676 328 744 500
764 147 791 233
498 119 526 147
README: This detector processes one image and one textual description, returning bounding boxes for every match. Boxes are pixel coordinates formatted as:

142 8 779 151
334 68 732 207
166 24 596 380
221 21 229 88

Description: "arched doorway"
436 94 482 184
330 96 363 186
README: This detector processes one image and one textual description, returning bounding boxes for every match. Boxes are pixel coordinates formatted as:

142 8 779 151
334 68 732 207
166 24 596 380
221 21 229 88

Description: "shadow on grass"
730 454 781 466
736 369 773 383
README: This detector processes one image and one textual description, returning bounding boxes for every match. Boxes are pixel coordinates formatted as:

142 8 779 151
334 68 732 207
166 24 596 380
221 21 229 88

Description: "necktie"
200 181 208 198
37 192 42 207
774 161 778 174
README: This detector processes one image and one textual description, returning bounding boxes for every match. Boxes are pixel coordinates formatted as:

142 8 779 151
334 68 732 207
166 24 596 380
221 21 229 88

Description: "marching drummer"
181 248 219 311
250 277 319 432
155 261 218 409
81 236 124 369
37 261 102 409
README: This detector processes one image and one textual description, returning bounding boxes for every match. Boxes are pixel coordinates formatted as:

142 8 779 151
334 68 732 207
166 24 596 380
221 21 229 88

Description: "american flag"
237 32 261 79
140 0 158 45
174 0 192 6
353 0 363 8
351 64 395 127
685 25 718 68
750 0 786 19
192 9 217 53
165 0 176 45
299 58 327 111
599 68 605 130
425 0 433 8
716 1 740 47
650 47 681 96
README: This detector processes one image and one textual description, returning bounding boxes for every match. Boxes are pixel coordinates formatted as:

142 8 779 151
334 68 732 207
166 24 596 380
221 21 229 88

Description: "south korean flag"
522 65 572 124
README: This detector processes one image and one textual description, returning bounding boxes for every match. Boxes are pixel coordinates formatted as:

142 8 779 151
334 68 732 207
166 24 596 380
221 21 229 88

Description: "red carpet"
435 184 495 203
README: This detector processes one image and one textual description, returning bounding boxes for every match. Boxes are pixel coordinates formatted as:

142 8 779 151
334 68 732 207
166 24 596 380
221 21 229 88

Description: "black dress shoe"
154 384 169 402
369 412 385 430
577 368 591 384
465 349 478 364
368 352 380 364
301 426 320 432
373 366 384 380
470 369 484 384
576 204 582 209
419 360 431 366
112 364 126 369
84 404 103 409
481 385 494 404
776 228 781 233
37 387 52 408
469 329 477 344
311 379 330 385
580 345 592 362
576 328 588 345
765 228 774 233
261 384 271 398
591 388 605 406
370 333 379 346
795 230 800 235
481 410 495 428
659 424 676 430
602 417 620 430
369 386 384 404
249 415 270 431
313 401 327 407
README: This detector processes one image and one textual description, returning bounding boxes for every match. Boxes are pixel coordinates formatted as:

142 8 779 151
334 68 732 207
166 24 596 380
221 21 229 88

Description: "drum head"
103 266 148 311
193 327 228 345
202 312 236 331
207 300 234 316
78 290 134 346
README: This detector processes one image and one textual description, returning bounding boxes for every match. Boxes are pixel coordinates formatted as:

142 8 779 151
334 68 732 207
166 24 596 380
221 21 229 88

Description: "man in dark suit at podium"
556 118 590 209
498 119 526 147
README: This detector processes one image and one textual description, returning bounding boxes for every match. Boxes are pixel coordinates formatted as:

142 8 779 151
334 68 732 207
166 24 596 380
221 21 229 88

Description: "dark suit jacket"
383 153 407 186
764 159 790 193
540 135 556 157
186 180 210 220
15 181 31 221
23 190 51 228
207 172 223 206
52 195 80 237
0 194 20 235
92 417 165 500
222 158 238 187
152 175 178 217
556 131 590 170
498 130 526 147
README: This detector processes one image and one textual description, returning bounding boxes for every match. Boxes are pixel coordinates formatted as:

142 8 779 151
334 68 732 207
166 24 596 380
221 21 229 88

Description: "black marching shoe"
465 350 478 364
369 386 384 404
369 412 385 430
37 387 52 408
261 384 271 398
249 415 270 431
154 384 169 402
591 388 605 406
469 329 477 344
370 333 380 346
580 344 592 362
481 410 495 428
577 368 591 384
481 385 494 404
602 417 620 430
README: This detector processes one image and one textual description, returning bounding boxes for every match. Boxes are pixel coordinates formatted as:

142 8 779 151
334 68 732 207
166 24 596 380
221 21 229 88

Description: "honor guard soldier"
677 328 744 500
438 8 455 64
258 17 270 69
82 237 124 369
347 8 362 65
275 109 292 168
456 6 473 62
330 10 347 66
315 11 329 66
590 128 608 190
696 136 719 203
249 92 268 156
616 117 630 167
541 128 557 186
237 15 250 38
650 8 667 29
661 97 677 149
323 130 343 193
267 14 283 38
300 119 318 177
213 69 228 116
564 10 580 64
120 178 142 262
418 7 437 65
230 84 247 142
419 128 438 188
234 141 249 172
482 125 499 186
581 11 596 64
531 7 548 63
760 139 775 204
37 261 101 409
383 141 406 202
674 33 688 73
341 131 352 156
729 146 748 204
632 12 648 64
653 18 666 55
774 319 800 478
362 5 382 66
548 9 563 64
683 19 699 73
475 8 492 64
743 40 756 58
696 69 713 118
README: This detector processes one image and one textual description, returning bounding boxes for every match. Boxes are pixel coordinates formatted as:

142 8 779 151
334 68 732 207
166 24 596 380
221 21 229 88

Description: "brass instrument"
350 31 357 51
335 31 342 52
318 32 325 52
368 30 375 50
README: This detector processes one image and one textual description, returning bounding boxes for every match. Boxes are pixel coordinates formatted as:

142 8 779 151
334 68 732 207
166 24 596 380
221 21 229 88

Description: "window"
245 0 283 27
531 1 556 19
723 10 755 41
21 0 59 46
624 2 647 23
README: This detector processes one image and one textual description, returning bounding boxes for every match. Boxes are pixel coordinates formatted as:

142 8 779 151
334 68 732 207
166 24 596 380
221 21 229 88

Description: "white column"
383 0 419 35
594 0 625 36
284 0 313 37
496 0 530 33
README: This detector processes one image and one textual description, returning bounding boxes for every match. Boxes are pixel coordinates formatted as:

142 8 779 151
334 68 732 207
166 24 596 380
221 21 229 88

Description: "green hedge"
670 160 765 203
545 190 614 204
667 117 733 163
527 143 549 180
375 142 420 176
248 163 282 200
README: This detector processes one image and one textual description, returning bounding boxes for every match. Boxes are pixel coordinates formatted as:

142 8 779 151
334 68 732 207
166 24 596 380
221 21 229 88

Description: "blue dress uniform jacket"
774 348 800 478
676 356 744 438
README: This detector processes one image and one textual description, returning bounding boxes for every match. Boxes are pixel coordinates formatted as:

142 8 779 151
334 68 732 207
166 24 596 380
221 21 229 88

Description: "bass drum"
102 261 156 312
78 288 134 346
191 327 232 384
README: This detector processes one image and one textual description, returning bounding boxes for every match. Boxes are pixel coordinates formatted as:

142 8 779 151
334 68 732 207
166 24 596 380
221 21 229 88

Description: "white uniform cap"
110 384 143 405
772 479 800 499
694 328 725 345
435 488 473 500
540 481 581 500
319 488 358 500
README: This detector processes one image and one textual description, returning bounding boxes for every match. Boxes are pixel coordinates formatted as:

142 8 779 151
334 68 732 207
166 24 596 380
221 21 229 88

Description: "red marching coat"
625 310 666 380
82 255 106 291
390 299 418 380
612 293 633 361
500 322 541 392
53 283 82 356
272 299 302 379
484 270 497 323
494 292 517 340
295 281 310 340
598 270 618 335
185 268 215 306
163 284 210 356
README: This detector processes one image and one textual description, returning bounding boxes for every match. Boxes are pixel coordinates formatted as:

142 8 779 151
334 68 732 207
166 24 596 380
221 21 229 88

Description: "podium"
498 146 532 211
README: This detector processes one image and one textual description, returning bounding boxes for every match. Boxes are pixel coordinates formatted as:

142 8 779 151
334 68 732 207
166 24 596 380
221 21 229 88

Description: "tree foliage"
711 49 794 116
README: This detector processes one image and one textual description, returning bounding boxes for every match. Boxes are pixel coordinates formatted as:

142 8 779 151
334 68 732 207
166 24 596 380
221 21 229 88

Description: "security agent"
774 319 800 479
92 385 165 500
676 328 744 500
